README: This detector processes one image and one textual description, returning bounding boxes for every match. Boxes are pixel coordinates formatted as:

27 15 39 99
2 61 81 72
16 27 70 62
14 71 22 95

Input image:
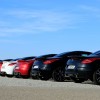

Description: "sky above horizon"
0 0 100 59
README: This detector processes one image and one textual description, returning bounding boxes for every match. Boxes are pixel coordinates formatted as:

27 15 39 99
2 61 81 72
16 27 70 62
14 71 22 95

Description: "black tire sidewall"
93 68 100 85
52 67 65 82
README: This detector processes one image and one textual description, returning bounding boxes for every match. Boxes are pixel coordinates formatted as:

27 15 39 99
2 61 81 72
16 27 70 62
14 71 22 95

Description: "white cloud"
0 9 80 37
0 39 26 45
0 33 10 37
79 5 100 20
80 5 100 13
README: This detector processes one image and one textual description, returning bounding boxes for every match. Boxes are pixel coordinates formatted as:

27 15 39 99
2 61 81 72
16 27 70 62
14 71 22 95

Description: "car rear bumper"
14 69 29 76
14 71 21 76
0 71 6 76
31 69 51 78
31 69 40 78
65 67 93 79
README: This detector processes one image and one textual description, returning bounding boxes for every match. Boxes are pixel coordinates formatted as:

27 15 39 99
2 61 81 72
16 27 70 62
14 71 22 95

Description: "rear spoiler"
68 55 100 59
67 56 88 59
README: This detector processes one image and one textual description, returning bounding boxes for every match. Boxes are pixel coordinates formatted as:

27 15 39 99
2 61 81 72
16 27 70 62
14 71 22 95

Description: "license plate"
67 65 75 69
15 67 19 69
34 66 38 68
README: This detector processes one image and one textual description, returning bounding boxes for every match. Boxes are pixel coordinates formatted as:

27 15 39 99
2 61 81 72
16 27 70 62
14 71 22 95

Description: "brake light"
0 62 2 66
43 59 59 64
8 63 16 66
0 63 2 70
82 58 98 64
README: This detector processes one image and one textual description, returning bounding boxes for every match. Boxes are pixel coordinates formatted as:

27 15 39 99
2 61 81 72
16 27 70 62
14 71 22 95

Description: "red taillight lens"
43 59 59 64
82 58 97 64
0 62 3 66
8 63 16 66
0 63 2 71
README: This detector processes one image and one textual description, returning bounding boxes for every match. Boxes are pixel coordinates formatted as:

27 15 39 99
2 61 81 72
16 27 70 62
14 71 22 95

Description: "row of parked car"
1 50 100 85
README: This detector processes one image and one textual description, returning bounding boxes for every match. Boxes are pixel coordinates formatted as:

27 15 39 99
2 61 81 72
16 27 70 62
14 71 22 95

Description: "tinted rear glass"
53 51 91 58
88 50 100 56
11 58 21 61
21 56 36 60
3 59 13 61
81 54 90 57
36 54 56 58
53 52 71 57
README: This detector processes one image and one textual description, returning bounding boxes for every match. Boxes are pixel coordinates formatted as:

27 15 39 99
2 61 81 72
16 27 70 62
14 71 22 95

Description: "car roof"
52 51 92 58
21 56 36 60
3 59 13 61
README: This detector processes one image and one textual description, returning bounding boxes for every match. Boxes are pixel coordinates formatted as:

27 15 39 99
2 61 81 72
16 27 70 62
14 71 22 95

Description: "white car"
0 57 36 77
0 59 18 77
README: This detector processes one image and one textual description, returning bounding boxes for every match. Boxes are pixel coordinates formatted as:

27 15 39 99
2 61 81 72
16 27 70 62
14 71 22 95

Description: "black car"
30 54 57 79
31 51 91 81
65 50 100 85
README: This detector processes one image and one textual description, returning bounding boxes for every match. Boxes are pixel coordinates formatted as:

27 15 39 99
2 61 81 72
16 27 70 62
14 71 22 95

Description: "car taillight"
0 62 2 66
43 59 59 64
8 63 16 66
82 58 98 64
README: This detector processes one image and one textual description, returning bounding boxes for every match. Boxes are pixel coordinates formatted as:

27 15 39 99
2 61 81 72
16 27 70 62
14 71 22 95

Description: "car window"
88 50 100 56
53 52 71 57
3 59 13 61
53 51 91 58
81 54 89 57
21 56 36 60
11 58 21 61
36 54 56 58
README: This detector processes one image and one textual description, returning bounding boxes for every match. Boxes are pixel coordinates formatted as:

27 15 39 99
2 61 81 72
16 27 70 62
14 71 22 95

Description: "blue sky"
0 0 100 59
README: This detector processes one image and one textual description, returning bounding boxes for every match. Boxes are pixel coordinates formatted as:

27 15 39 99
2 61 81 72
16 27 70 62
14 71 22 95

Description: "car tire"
52 67 65 82
93 68 100 85
70 77 85 83
14 74 21 78
6 74 13 77
0 74 6 77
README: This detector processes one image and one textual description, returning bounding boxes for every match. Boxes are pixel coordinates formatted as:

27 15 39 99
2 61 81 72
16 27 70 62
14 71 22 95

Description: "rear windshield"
3 59 13 61
81 54 90 57
21 56 36 60
11 58 21 61
88 50 100 56
53 52 71 57
36 54 56 59
53 51 91 58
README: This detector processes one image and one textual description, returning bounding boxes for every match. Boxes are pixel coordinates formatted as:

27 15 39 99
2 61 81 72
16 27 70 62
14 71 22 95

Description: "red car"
0 60 3 71
14 56 36 78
